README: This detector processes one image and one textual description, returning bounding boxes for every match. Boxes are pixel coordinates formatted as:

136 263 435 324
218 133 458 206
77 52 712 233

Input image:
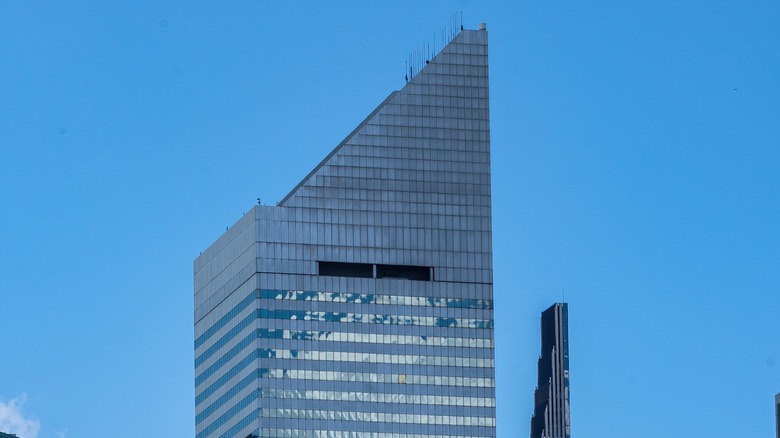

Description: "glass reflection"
260 388 495 407
260 348 494 368
261 289 493 309
259 368 495 388
263 429 493 438
258 308 493 329
261 407 496 427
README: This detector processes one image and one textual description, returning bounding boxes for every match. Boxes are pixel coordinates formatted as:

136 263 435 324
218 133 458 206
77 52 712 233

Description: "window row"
263 368 495 388
359 124 489 139
262 290 492 309
261 407 495 427
260 429 494 438
261 388 495 408
260 348 494 368
259 328 493 349
258 308 493 329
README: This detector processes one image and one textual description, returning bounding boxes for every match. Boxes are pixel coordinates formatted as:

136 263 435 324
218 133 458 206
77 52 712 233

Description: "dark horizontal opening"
317 261 433 281
376 264 431 281
318 261 373 278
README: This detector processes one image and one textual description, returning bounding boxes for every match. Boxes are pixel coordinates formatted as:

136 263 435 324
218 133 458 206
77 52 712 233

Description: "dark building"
0 432 19 438
530 303 570 438
776 393 779 438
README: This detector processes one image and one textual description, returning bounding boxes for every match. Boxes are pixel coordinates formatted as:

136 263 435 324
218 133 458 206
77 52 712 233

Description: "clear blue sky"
1 1 778 437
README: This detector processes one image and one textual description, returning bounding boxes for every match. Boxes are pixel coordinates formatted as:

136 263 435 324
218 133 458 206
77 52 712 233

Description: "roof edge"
278 90 399 206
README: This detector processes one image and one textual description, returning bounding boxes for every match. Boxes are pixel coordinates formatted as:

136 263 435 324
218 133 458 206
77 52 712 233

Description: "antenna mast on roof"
403 15 463 82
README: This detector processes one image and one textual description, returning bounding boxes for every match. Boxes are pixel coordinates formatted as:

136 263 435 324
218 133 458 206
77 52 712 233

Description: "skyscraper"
775 392 779 438
194 26 494 438
530 303 570 438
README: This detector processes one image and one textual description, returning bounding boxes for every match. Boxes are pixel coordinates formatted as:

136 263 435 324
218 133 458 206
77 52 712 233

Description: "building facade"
530 303 570 438
194 27 494 438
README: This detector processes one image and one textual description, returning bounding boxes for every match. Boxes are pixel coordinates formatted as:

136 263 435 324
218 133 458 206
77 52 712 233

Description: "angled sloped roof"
278 29 490 213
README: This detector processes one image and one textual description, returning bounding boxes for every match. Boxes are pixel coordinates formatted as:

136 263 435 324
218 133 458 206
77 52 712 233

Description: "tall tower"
775 392 779 438
530 303 571 438
194 26 494 438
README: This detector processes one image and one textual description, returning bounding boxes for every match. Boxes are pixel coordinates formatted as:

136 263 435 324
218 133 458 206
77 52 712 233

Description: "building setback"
194 27 494 438
530 303 571 438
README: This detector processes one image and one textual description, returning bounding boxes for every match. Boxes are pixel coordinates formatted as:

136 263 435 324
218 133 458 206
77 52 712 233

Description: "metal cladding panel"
194 29 495 438
194 211 258 322
278 29 491 284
